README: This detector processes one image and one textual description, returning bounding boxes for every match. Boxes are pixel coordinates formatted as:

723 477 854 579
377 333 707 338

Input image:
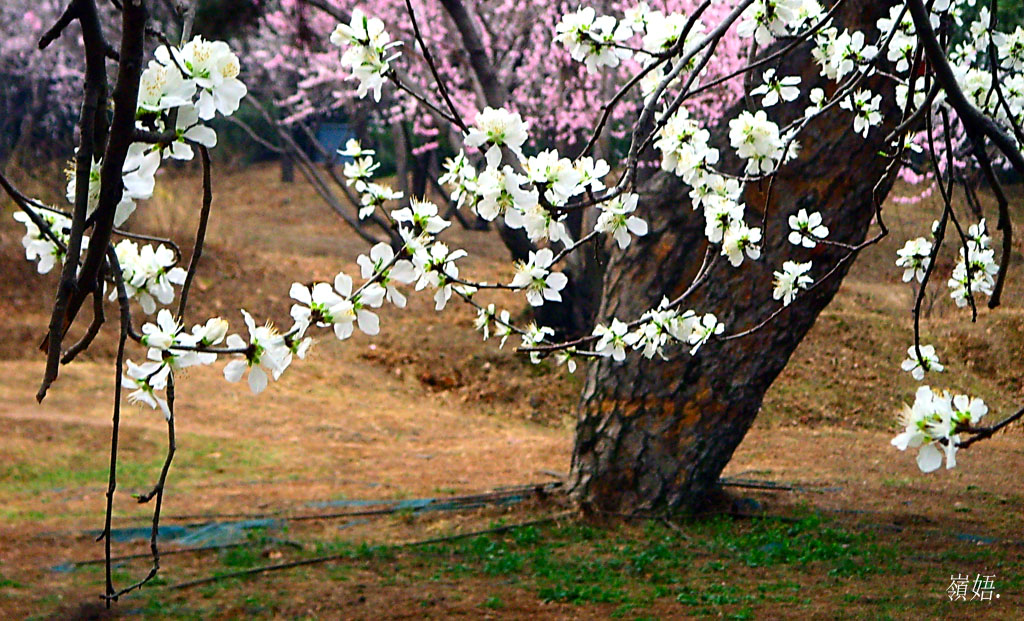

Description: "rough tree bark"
570 0 901 514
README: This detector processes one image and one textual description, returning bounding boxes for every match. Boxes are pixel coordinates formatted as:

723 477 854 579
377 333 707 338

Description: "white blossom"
750 69 801 107
554 7 633 74
595 193 648 249
721 221 762 267
594 319 630 361
510 248 569 307
901 344 944 381
464 107 529 168
223 310 289 394
787 209 829 248
896 237 933 283
773 261 813 306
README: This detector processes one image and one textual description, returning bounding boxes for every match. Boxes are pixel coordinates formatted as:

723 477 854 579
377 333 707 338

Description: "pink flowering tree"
0 1 92 162
243 0 751 334
3 0 1024 603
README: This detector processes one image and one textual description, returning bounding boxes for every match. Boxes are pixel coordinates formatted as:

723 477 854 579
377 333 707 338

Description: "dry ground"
0 162 1022 619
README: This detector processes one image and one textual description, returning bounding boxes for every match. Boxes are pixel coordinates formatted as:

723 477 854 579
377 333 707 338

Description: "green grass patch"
400 513 904 616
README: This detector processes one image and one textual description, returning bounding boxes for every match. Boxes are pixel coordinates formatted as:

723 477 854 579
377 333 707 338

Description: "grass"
394 513 908 617
43 510 950 619
0 431 278 524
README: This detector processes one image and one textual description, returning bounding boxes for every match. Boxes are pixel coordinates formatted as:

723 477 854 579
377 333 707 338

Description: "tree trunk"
569 0 900 514
280 153 295 183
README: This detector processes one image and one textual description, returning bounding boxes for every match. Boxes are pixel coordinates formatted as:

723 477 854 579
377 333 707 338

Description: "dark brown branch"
99 257 129 606
38 0 110 403
907 0 1024 176
959 405 1024 448
176 146 213 319
403 0 468 132
38 1 79 50
61 285 105 364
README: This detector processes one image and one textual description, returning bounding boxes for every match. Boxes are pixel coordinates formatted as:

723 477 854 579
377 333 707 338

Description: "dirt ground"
0 163 1022 619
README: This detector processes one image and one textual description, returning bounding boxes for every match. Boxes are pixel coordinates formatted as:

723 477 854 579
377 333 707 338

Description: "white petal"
916 444 943 473
223 359 247 383
247 365 268 394
357 310 380 335
289 283 312 305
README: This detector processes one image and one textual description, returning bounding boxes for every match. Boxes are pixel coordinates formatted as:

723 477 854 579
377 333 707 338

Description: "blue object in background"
313 122 356 163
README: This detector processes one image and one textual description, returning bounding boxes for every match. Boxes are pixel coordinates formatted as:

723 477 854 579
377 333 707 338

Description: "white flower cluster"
117 36 246 225
839 89 883 138
948 220 999 308
895 219 999 309
901 344 943 381
554 7 632 74
812 28 878 82
595 193 648 250
772 261 812 306
127 310 231 412
751 69 802 108
892 386 987 473
112 240 187 315
339 140 403 219
511 249 569 307
594 303 723 362
728 110 785 176
12 209 74 274
738 0 823 47
329 8 402 101
895 237 933 283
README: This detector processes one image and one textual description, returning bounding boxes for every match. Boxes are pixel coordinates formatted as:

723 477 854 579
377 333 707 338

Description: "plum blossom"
223 310 289 394
750 69 801 107
554 7 632 74
112 240 187 314
331 272 386 339
703 195 745 244
595 193 648 249
475 166 536 222
412 242 467 310
655 107 718 183
524 149 585 205
896 237 933 283
464 107 529 168
510 248 569 307
738 0 804 46
165 37 247 119
12 208 71 274
137 58 196 113
721 221 762 267
773 261 813 306
392 199 449 238
840 89 883 138
892 386 988 472
357 242 416 307
124 359 172 419
329 9 401 101
728 110 783 175
358 183 403 220
521 323 556 364
687 313 724 354
594 319 630 361
141 309 181 352
901 344 944 381
788 209 829 248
